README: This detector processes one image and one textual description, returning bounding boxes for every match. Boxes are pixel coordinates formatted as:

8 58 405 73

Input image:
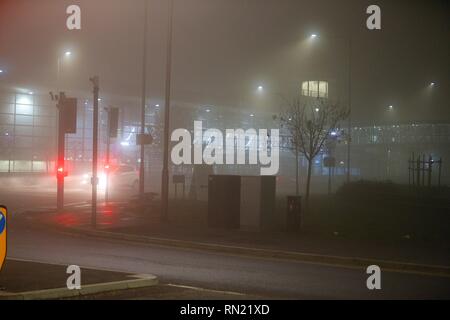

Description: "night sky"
0 0 448 125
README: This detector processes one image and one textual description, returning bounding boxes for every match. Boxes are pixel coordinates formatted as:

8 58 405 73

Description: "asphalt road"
2 186 450 299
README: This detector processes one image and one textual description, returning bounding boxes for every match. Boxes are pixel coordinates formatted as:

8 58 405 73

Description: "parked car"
80 164 139 191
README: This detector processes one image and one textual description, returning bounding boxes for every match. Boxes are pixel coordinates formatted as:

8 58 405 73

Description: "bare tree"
279 95 349 206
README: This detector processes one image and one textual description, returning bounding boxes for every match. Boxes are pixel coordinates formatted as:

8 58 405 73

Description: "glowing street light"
430 82 436 87
388 105 394 111
257 85 264 92
57 50 73 91
307 31 353 184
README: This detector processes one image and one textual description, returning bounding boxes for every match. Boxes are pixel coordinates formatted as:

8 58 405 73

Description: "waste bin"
286 196 301 232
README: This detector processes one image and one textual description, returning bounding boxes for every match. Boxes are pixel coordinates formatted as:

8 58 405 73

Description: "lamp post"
139 0 149 199
161 0 174 222
346 38 352 184
90 76 100 229
53 50 72 212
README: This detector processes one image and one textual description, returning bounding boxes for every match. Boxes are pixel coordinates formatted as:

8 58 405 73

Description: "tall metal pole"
55 57 64 212
105 107 111 203
139 0 149 198
346 37 352 184
161 0 174 222
56 92 66 212
90 76 99 229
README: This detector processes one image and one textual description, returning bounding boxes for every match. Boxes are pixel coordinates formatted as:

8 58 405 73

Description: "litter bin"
286 196 301 232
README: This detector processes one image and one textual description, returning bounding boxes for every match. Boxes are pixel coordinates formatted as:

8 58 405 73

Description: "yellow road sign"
0 206 7 272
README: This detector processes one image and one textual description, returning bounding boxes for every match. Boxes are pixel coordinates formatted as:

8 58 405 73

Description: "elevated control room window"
301 81 329 98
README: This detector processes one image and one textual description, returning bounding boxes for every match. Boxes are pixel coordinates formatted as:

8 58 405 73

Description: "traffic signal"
108 107 119 138
57 166 68 178
60 97 77 134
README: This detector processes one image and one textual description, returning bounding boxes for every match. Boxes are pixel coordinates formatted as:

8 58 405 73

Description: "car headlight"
99 173 107 190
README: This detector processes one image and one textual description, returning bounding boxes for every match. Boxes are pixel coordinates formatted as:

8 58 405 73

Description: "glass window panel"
16 104 34 115
33 126 53 137
15 137 33 148
34 105 54 116
0 92 15 104
16 94 33 105
0 126 13 137
12 149 31 159
33 95 52 106
319 81 328 98
0 103 15 114
13 160 32 172
0 114 14 125
34 116 52 127
15 125 33 136
32 161 47 172
301 81 308 96
0 160 10 172
310 81 318 97
16 115 33 126
0 136 13 150
33 137 53 148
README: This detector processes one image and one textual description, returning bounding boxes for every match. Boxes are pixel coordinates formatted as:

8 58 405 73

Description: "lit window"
301 81 329 98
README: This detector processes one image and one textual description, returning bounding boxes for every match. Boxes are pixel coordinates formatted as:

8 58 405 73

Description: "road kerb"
65 227 450 278
0 275 158 300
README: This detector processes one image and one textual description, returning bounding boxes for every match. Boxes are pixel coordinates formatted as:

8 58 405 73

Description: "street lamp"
309 32 352 184
57 50 72 91
139 0 149 199
388 105 394 111
161 0 174 222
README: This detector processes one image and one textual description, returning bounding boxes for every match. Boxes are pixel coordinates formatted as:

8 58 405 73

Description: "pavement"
0 259 158 300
